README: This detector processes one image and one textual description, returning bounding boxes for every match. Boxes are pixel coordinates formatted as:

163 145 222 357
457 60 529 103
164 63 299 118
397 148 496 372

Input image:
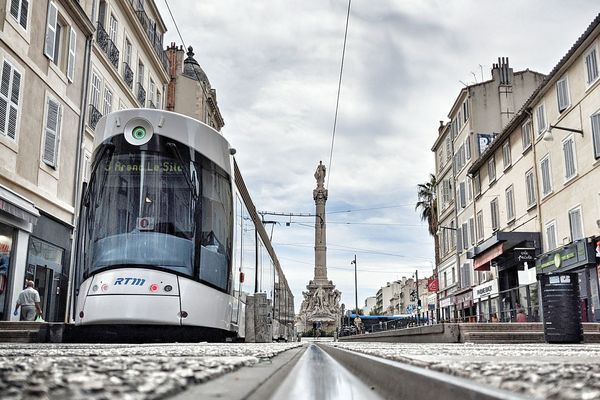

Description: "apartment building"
373 281 401 315
469 13 600 322
363 296 376 315
432 59 545 321
165 44 224 131
79 0 169 169
0 0 94 321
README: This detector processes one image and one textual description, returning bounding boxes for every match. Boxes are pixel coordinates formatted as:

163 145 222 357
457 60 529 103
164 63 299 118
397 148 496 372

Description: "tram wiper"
166 142 199 201
83 144 115 207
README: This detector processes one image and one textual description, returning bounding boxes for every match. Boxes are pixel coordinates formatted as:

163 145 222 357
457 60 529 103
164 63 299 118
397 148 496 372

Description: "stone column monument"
296 162 341 334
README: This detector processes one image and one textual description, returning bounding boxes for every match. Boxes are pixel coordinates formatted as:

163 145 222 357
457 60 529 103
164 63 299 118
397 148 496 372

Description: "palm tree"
415 173 439 266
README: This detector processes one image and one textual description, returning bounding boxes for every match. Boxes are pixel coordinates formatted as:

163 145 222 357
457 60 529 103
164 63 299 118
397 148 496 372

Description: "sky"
156 0 600 312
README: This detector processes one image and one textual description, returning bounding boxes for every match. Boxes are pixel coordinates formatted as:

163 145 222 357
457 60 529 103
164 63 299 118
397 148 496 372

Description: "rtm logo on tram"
114 278 146 286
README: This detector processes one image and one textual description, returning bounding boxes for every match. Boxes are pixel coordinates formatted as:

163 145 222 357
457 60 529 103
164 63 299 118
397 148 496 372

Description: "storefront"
439 296 453 322
536 237 600 322
469 231 541 321
473 279 499 322
453 289 474 322
0 185 40 321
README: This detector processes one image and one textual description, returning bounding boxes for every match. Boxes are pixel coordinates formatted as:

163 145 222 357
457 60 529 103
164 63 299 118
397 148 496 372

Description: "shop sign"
473 279 499 302
514 249 535 263
427 277 439 292
453 290 473 305
439 297 453 308
536 239 594 274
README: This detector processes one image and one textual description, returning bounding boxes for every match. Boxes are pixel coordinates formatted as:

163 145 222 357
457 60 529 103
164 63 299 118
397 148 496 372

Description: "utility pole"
351 255 358 315
415 270 419 326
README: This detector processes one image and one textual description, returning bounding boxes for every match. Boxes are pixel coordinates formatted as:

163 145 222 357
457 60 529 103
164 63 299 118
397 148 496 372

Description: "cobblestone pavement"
330 342 600 400
0 342 302 399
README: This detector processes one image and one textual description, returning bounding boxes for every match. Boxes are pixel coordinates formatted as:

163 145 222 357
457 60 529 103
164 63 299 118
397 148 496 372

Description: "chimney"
491 57 513 85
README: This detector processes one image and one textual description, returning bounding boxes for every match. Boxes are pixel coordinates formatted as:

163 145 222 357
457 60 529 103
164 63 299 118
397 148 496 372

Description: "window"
536 103 547 134
585 47 599 85
0 60 22 140
42 97 62 167
450 220 456 250
488 156 496 183
569 207 583 241
592 112 600 159
476 211 484 241
556 77 570 112
473 172 481 197
506 185 515 222
124 38 132 66
10 0 29 30
149 78 155 106
90 72 101 109
103 86 113 115
137 60 144 84
562 135 577 181
445 137 451 161
525 169 536 208
466 178 472 204
156 90 161 108
490 198 499 231
444 271 448 288
540 155 552 196
545 221 557 251
502 140 511 169
109 14 118 43
451 267 456 285
522 120 532 150
462 223 468 250
462 100 469 122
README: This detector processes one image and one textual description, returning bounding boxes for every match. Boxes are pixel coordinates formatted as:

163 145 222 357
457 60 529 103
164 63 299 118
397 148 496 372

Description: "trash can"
538 273 583 344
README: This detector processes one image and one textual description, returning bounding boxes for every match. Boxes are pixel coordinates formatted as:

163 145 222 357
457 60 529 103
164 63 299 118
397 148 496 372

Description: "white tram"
72 109 294 341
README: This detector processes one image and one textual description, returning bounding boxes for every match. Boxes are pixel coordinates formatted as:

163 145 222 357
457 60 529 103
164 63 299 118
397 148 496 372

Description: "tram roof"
94 109 233 175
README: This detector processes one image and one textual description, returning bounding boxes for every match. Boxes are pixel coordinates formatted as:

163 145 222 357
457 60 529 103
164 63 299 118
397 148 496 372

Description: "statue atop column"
295 161 341 335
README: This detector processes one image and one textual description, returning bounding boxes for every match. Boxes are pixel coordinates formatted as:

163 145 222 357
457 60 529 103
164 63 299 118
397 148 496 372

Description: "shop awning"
0 185 39 225
474 243 504 271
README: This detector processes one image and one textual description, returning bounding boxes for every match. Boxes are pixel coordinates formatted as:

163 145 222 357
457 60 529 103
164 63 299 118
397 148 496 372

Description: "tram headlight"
124 118 153 146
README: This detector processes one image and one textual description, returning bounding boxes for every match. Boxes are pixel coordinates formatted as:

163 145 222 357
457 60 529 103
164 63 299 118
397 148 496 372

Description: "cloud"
157 0 600 312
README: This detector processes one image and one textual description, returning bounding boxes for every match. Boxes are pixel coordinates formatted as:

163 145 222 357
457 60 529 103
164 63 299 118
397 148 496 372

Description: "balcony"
89 104 102 130
137 82 146 106
96 23 120 69
122 62 134 89
132 3 169 72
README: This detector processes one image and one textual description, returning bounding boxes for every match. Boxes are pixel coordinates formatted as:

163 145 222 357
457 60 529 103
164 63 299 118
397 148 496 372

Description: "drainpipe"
64 34 93 323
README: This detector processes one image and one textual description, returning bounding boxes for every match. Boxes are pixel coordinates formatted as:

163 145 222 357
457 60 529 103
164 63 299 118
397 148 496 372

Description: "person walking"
13 280 42 321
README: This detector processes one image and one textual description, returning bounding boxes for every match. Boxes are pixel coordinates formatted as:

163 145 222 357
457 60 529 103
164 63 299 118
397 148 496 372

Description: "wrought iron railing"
89 104 102 130
132 4 169 72
96 23 120 69
137 82 146 106
123 62 134 89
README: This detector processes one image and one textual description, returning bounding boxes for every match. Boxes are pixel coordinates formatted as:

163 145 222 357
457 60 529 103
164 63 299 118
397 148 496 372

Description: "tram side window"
199 165 232 290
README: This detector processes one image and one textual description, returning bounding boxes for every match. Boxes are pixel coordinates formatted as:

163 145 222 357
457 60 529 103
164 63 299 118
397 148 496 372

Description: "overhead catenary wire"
326 0 352 189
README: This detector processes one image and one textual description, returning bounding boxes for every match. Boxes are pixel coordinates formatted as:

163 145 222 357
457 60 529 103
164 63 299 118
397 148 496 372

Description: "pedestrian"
13 280 42 321
516 308 527 323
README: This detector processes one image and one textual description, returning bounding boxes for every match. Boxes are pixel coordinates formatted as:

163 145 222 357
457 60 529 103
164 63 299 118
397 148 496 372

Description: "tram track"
174 342 526 400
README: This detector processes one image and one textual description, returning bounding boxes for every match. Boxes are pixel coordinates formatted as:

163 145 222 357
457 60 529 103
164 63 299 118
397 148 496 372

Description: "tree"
415 173 440 266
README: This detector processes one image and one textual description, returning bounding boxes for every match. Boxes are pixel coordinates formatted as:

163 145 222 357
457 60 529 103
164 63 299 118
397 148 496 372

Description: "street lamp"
351 255 358 316
543 124 584 142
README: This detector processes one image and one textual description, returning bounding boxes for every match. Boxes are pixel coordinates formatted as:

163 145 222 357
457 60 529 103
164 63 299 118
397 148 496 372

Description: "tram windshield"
82 137 232 291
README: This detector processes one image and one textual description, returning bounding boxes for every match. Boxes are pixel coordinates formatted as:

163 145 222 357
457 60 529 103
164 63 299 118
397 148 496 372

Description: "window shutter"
67 28 76 82
10 0 19 19
7 69 20 139
44 1 58 61
592 114 600 159
43 99 61 166
19 0 28 29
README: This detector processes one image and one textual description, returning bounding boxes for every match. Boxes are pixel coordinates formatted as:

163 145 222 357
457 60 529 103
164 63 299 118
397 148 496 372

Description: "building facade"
432 58 545 321
469 13 600 322
165 44 224 132
0 0 94 322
